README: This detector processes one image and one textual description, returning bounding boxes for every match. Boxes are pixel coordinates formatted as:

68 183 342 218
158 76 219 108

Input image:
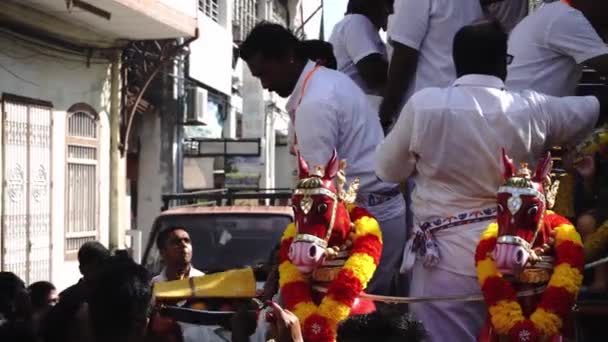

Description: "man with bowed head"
239 22 407 296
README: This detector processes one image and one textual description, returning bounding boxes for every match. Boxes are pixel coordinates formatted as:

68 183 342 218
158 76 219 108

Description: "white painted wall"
158 0 198 18
136 114 163 243
0 34 111 290
189 10 234 95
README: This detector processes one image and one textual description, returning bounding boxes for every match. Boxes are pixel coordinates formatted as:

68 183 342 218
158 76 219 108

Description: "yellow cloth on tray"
154 268 256 300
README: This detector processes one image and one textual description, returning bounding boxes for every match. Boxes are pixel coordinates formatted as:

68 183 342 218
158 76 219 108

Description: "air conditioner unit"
186 87 208 125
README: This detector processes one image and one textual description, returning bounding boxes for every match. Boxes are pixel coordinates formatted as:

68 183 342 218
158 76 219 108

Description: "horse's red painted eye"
317 203 328 214
528 206 538 216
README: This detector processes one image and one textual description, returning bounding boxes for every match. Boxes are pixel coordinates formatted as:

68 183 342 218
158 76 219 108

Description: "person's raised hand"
265 301 303 342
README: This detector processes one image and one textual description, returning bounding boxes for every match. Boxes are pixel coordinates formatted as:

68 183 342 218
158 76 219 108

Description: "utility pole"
175 38 186 193
109 49 123 251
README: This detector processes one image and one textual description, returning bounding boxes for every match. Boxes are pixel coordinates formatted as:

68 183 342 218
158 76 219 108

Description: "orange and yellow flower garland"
475 211 584 342
278 206 383 342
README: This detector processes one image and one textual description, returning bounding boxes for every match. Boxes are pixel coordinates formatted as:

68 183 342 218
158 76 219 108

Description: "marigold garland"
475 211 583 341
278 206 382 342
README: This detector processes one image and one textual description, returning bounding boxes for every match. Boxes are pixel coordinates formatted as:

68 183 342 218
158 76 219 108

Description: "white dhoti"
401 208 495 341
410 262 486 342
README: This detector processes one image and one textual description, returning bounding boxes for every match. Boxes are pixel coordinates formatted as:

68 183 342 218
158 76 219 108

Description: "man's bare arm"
355 53 388 93
379 42 418 129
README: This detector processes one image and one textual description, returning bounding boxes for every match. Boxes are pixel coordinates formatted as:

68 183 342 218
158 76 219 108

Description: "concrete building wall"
189 4 234 95
0 33 112 290
136 113 163 242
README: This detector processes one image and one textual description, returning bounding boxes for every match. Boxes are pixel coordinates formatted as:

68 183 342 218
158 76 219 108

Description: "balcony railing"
200 0 220 22
233 0 258 43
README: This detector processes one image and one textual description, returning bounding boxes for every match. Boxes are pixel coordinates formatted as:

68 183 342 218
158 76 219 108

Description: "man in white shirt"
151 227 224 342
379 0 484 129
376 20 606 341
507 0 608 96
240 23 407 296
328 0 393 109
151 227 204 284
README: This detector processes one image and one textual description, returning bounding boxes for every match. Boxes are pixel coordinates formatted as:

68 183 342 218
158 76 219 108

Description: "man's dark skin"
246 51 306 99
343 0 394 94
159 228 195 281
379 41 417 129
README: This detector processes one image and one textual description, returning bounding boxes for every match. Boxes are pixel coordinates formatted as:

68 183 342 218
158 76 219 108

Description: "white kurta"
286 61 407 295
328 14 387 96
286 61 405 223
387 0 484 106
375 74 599 341
376 74 599 276
507 1 608 96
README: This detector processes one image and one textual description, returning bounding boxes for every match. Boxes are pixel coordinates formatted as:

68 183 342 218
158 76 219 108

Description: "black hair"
87 254 152 341
0 273 35 342
239 22 304 62
337 310 426 342
156 226 187 251
347 0 395 14
346 0 367 14
77 241 111 266
0 272 31 322
453 19 508 79
27 281 56 310
300 40 338 70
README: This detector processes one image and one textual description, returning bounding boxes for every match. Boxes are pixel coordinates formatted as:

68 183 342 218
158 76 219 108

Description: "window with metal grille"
65 105 99 256
200 0 220 22
233 0 257 43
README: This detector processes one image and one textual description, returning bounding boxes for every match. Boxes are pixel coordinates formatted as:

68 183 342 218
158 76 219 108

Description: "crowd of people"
1 0 607 341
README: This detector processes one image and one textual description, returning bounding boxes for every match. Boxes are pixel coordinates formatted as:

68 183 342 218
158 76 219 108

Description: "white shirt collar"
286 60 317 113
154 266 204 283
453 74 506 90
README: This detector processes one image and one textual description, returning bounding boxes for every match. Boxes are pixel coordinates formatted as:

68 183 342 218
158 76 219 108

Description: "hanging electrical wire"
0 61 39 87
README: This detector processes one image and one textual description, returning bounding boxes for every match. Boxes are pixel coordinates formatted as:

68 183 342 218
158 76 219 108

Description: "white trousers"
410 262 487 342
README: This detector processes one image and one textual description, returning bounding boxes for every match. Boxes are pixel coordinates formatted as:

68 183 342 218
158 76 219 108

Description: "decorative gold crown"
335 160 359 205
516 163 532 178
504 163 534 189
295 160 359 205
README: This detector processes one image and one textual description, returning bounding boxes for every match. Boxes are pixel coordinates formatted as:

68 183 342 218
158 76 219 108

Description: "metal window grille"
233 0 257 43
199 0 220 22
1 94 52 284
65 111 99 254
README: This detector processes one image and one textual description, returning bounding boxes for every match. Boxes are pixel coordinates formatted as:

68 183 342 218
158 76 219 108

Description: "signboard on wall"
225 156 261 189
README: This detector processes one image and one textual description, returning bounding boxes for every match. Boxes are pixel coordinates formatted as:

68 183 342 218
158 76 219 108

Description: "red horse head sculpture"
289 150 354 275
494 149 553 276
